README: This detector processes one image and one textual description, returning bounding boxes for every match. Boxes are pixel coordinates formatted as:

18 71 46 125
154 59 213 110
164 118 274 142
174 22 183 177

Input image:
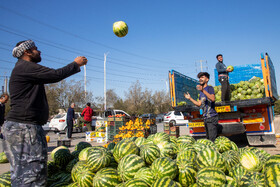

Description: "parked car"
163 111 188 126
140 113 156 119
102 109 130 118
156 113 165 123
49 112 86 133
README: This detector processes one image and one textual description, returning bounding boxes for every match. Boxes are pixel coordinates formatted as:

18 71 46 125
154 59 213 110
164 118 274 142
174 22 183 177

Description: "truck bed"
174 97 274 113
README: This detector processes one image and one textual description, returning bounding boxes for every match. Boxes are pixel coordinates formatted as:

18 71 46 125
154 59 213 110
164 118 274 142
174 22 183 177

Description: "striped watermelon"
47 161 61 177
151 157 178 180
67 182 78 187
170 141 179 153
170 136 178 144
71 160 88 182
0 172 10 187
196 147 226 171
78 147 92 161
87 147 111 172
51 146 68 160
240 150 262 172
76 167 95 187
214 136 232 153
228 164 248 184
113 21 128 37
177 160 196 187
115 183 125 187
0 152 8 163
135 137 146 147
197 166 226 186
222 150 240 172
53 148 73 168
248 147 270 163
113 139 139 163
196 138 215 147
117 154 145 182
177 143 193 153
75 141 92 152
241 172 265 187
134 167 156 186
152 132 170 145
230 141 239 151
145 134 155 145
264 154 280 169
124 178 149 187
71 150 80 158
140 144 160 165
177 135 195 145
151 176 180 187
92 168 121 187
156 141 175 158
108 155 118 169
265 164 280 186
129 137 138 142
66 158 79 173
176 148 196 164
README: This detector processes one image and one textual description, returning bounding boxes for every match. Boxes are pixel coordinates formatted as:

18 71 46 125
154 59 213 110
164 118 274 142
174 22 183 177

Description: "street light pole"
104 52 109 110
84 65 86 99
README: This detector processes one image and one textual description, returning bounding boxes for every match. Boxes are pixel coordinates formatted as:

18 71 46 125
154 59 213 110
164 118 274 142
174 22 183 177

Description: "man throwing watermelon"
184 72 218 142
215 54 233 102
2 40 87 186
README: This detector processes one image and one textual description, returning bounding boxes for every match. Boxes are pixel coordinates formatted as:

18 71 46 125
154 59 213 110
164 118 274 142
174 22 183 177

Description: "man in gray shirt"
215 54 232 102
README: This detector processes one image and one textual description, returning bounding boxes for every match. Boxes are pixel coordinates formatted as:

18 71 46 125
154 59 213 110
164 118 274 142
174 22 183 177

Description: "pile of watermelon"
1 133 279 186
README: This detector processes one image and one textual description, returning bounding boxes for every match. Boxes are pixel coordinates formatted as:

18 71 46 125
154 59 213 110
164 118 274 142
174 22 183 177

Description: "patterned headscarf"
12 40 35 58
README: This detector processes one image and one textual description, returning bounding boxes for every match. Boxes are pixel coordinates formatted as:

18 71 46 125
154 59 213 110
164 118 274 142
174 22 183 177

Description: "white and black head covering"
12 40 35 58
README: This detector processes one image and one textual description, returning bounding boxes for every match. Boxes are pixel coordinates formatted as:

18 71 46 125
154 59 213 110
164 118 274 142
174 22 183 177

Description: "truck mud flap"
246 134 276 146
218 123 246 135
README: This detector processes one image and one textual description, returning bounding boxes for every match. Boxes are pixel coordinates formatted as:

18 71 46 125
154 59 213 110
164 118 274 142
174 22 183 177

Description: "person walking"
184 72 219 142
81 102 94 131
66 103 75 139
0 93 9 139
215 54 232 102
2 40 87 186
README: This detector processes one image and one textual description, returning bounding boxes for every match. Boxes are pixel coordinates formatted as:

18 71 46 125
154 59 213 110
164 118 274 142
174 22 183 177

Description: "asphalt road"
0 117 279 175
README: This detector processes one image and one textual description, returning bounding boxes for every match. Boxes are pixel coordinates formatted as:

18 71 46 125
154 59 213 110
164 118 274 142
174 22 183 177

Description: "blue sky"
0 0 279 99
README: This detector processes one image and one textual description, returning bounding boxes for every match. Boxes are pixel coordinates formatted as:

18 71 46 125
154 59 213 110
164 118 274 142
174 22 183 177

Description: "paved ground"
0 116 279 175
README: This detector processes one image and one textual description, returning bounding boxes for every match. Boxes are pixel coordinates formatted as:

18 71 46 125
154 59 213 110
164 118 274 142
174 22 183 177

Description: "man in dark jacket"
215 54 232 102
66 103 75 139
2 40 87 186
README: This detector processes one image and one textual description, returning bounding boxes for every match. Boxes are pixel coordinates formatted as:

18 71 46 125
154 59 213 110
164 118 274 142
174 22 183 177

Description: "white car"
49 112 83 133
163 111 188 126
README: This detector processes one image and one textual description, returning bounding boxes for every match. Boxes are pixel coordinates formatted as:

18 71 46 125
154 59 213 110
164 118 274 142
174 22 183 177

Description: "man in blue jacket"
2 40 87 186
215 54 232 102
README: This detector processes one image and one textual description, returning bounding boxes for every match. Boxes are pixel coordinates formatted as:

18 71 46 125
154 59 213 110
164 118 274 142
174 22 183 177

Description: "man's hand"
196 85 203 91
74 56 88 66
184 92 191 100
226 68 232 72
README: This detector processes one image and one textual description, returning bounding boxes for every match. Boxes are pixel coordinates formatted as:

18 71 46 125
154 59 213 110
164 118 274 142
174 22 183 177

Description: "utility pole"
195 60 208 72
104 52 109 110
84 66 87 99
4 76 7 93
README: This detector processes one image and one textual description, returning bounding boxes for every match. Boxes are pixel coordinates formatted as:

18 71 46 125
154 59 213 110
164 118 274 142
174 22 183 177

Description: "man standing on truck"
2 40 87 186
184 72 218 142
216 54 232 102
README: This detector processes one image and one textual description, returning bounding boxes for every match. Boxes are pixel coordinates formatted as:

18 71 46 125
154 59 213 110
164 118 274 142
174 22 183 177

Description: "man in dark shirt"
215 54 232 102
2 40 87 186
66 103 75 139
184 72 218 142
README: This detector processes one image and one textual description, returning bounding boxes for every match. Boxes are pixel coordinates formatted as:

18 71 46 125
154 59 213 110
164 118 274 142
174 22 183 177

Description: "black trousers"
66 119 73 138
218 76 230 101
204 115 219 142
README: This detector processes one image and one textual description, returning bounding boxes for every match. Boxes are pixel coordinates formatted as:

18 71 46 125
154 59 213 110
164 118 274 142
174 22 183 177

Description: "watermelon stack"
40 132 280 187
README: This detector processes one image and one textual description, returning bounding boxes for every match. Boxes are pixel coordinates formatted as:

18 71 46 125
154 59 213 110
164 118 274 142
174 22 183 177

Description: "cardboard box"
85 131 95 139
96 132 106 137
96 137 106 143
86 137 95 142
